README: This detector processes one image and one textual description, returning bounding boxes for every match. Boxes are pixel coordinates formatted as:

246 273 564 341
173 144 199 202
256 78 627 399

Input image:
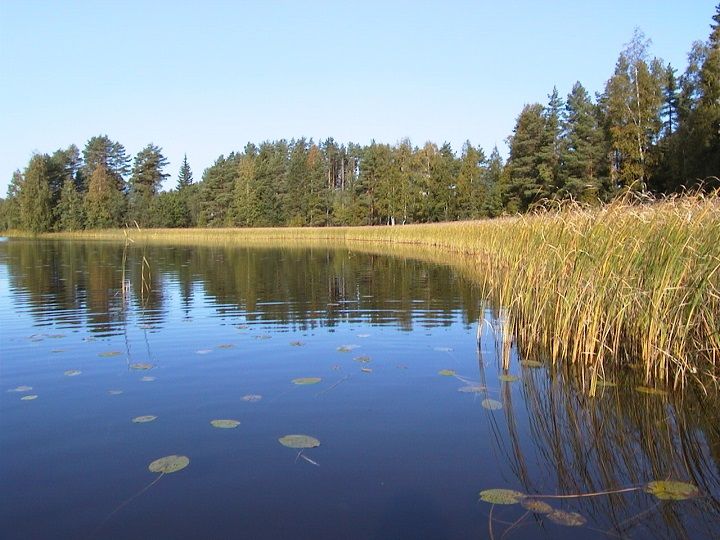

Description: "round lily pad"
290 341 304 347
595 379 617 388
129 363 154 370
478 489 525 505
636 386 667 396
242 394 262 402
9 385 33 393
482 399 503 410
211 419 240 429
278 434 320 449
645 480 699 500
361 367 372 373
99 351 122 358
217 343 235 349
438 369 456 376
547 510 586 526
292 377 321 385
148 455 189 474
21 394 38 401
520 360 543 368
458 385 485 393
499 374 519 382
64 369 81 377
337 345 358 352
520 498 553 513
354 355 371 363
132 415 157 423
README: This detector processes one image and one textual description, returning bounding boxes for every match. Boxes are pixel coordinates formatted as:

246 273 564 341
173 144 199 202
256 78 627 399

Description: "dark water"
1 239 720 540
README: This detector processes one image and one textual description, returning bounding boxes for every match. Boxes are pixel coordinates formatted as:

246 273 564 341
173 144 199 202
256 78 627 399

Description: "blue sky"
0 1 715 194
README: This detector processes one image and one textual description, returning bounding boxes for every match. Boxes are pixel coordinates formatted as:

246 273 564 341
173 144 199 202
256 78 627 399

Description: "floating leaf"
361 367 372 373
278 434 320 449
482 399 503 411
337 345 358 352
108 389 123 395
217 343 235 350
438 369 456 376
148 455 189 474
140 376 156 382
51 349 65 353
64 370 81 377
520 360 543 368
478 489 525 505
8 385 33 393
98 351 122 358
596 380 617 388
21 394 38 401
255 335 271 340
499 374 519 382
211 419 240 429
242 394 262 402
292 377 321 385
132 415 157 423
547 510 586 526
636 386 667 396
458 385 485 393
129 363 154 370
434 347 453 352
520 498 553 513
354 355 371 363
196 349 213 355
645 480 699 500
290 341 305 347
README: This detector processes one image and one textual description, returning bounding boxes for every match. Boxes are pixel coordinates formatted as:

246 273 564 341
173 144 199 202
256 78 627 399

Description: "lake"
1 239 719 539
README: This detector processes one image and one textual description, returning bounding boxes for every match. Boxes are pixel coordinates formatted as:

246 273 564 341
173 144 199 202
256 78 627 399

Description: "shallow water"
1 240 719 539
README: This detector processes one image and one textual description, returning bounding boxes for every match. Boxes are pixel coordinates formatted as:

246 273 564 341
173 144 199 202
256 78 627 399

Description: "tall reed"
17 193 720 391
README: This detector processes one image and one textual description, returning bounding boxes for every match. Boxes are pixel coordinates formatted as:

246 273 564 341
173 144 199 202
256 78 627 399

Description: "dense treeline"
2 7 718 232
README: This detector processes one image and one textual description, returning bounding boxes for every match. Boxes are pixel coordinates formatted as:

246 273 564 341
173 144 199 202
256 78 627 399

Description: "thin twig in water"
315 375 351 397
93 472 165 536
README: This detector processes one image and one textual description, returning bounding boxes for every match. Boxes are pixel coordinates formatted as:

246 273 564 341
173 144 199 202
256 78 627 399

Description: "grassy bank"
7 194 720 392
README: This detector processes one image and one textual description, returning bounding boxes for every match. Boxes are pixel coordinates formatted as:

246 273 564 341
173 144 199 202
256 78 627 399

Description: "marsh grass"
13 192 720 391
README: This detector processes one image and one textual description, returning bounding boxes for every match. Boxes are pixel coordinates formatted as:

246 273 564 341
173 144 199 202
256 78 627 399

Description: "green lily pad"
438 369 456 376
499 374 519 382
278 434 320 449
129 363 154 370
292 377 322 385
337 345 358 352
132 415 157 423
547 510 586 526
636 386 667 396
520 498 554 513
98 351 122 358
595 379 617 388
217 343 235 349
478 489 525 505
645 480 699 500
242 394 262 402
148 455 189 474
64 370 81 377
354 355 371 363
211 419 240 429
9 385 33 393
482 399 503 410
290 341 305 347
458 385 486 393
520 360 543 368
21 394 38 401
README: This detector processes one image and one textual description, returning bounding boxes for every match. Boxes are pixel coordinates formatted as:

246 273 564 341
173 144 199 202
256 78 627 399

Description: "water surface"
1 240 719 539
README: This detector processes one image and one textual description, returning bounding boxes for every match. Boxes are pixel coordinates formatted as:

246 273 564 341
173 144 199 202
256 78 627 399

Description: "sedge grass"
8 193 720 392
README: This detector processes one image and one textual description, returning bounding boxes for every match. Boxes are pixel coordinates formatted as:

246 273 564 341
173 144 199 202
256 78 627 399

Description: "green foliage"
85 166 126 228
19 155 53 233
55 177 85 231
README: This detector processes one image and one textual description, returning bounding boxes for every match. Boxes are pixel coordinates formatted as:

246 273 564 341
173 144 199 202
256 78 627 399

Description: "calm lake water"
1 239 720 539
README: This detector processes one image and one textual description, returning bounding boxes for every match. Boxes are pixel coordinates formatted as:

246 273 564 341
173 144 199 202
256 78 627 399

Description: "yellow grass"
8 193 720 392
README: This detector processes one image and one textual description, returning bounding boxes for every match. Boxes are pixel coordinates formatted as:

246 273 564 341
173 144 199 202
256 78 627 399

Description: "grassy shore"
7 194 720 392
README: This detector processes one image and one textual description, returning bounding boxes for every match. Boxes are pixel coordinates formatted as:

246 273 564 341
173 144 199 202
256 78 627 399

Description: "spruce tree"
19 155 54 233
505 103 546 212
177 154 194 189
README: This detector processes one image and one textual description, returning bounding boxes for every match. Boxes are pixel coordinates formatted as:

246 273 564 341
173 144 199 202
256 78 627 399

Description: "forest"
1 6 718 233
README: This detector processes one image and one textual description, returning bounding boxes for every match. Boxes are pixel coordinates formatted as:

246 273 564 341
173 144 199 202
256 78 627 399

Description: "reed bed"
12 193 720 391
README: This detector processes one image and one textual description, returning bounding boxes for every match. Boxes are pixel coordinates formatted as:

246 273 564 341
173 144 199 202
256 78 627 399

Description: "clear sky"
0 1 716 194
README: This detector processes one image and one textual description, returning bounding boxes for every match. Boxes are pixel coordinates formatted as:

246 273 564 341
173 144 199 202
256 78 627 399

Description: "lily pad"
255 334 271 340
290 341 305 347
278 434 320 449
148 455 189 474
636 386 667 396
129 363 154 370
458 385 486 393
140 376 156 382
99 351 122 358
499 374 519 382
478 489 525 505
292 377 322 385
520 360 543 368
210 419 240 429
438 369 456 377
645 480 699 500
132 415 157 423
64 370 81 377
482 399 503 411
21 394 38 401
8 385 33 393
337 345 358 352
242 394 262 402
217 343 235 349
354 355 371 363
520 498 554 513
595 379 617 388
361 367 373 373
196 349 213 355
547 510 586 526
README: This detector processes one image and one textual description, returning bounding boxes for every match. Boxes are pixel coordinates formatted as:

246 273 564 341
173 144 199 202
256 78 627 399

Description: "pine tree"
80 135 130 192
456 141 486 219
129 144 169 225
